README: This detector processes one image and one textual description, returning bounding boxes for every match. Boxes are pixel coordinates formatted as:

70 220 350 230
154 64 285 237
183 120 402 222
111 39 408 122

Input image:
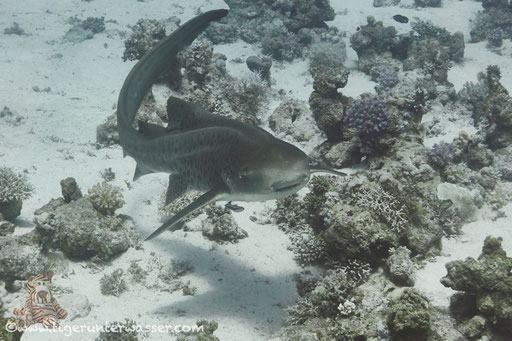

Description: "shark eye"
239 168 249 179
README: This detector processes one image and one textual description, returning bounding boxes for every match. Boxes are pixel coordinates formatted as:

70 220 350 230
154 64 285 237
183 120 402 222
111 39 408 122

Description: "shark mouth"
272 182 302 192
271 175 309 193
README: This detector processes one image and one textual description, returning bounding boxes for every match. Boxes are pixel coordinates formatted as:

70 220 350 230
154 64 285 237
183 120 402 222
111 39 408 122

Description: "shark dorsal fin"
166 96 210 129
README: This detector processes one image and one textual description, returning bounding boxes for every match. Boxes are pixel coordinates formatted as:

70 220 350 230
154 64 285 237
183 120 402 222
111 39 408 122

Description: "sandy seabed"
0 0 511 340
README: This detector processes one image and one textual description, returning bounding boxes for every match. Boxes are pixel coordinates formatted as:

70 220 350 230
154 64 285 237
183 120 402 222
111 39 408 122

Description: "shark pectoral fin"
165 173 189 205
144 188 225 241
138 120 168 138
133 163 155 181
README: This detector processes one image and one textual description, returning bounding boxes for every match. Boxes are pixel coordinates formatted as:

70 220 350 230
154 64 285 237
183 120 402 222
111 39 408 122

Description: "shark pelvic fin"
145 188 225 241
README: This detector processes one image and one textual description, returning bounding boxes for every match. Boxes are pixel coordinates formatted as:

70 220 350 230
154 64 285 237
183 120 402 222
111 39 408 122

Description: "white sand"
0 0 511 340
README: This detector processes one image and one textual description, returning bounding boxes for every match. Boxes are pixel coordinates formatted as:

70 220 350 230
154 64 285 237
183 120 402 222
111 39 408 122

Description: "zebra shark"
116 9 346 241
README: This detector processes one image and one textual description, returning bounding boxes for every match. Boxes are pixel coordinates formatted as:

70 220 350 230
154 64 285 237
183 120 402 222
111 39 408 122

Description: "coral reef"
205 0 335 61
180 40 215 86
274 269 462 341
308 42 351 142
385 246 416 286
494 146 512 181
350 16 397 59
470 5 512 45
262 30 309 61
286 261 371 324
0 235 50 291
441 236 512 336
201 205 247 243
289 229 327 266
33 179 137 261
403 20 464 82
122 19 167 61
387 288 432 341
0 167 33 221
375 66 400 93
96 113 120 147
350 17 464 83
344 97 394 137
271 147 454 266
477 66 512 149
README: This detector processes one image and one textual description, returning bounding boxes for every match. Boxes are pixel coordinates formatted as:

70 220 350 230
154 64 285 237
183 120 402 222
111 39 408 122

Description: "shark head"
223 140 309 201
223 139 346 201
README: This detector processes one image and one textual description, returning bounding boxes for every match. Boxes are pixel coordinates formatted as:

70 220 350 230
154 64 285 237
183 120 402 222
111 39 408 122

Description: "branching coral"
0 167 33 202
289 230 327 265
221 73 269 121
402 20 464 82
87 182 125 216
375 67 399 92
344 97 393 137
428 141 455 168
100 269 127 297
262 30 306 61
470 7 512 44
356 185 408 233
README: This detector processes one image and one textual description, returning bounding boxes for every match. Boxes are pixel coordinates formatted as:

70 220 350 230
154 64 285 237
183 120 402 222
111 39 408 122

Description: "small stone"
0 199 22 221
385 246 415 286
0 220 16 236
60 177 83 203
436 183 481 221
246 55 272 81
458 315 487 340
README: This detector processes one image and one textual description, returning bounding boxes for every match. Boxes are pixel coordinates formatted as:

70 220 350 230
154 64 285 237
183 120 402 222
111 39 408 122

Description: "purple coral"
428 141 454 167
376 68 399 89
344 97 392 136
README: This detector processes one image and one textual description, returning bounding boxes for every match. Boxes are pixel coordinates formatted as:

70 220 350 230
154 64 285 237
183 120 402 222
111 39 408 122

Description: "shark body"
116 9 345 241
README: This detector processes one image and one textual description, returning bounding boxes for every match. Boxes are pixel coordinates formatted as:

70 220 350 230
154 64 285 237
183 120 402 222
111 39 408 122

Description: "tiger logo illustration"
12 270 67 328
